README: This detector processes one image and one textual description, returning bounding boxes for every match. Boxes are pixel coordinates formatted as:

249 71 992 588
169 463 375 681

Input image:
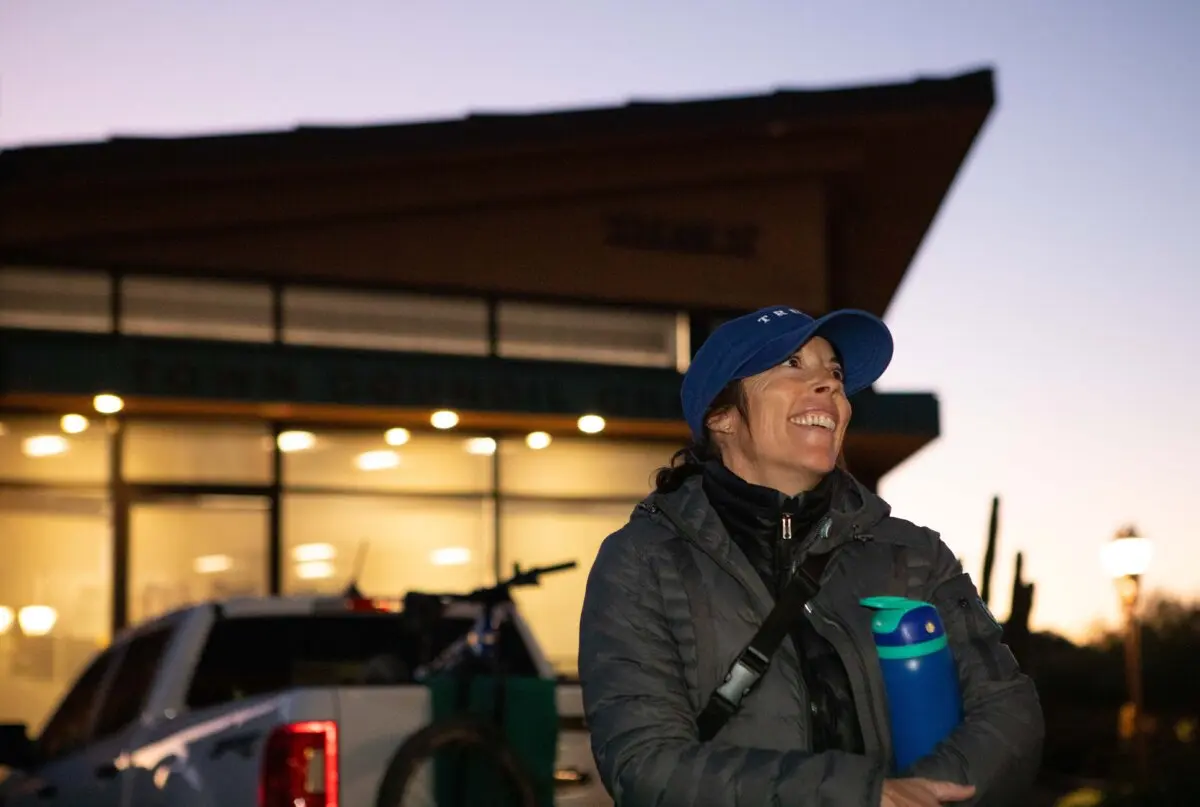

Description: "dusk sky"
2 1 1197 639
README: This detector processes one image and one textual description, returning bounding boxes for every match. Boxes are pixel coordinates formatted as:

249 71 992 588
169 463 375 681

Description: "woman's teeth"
790 413 836 430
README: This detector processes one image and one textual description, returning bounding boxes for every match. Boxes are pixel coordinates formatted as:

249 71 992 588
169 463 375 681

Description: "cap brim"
731 308 893 395
810 309 894 395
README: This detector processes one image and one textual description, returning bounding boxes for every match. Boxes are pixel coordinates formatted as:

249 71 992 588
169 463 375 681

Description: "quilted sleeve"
907 531 1045 806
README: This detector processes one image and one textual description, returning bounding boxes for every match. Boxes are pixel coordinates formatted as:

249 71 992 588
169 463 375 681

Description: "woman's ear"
706 407 735 436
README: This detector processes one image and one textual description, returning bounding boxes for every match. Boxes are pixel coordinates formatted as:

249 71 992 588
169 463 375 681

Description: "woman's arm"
579 524 886 807
907 530 1045 805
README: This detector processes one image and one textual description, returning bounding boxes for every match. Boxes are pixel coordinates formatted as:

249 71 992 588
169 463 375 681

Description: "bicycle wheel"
375 714 539 807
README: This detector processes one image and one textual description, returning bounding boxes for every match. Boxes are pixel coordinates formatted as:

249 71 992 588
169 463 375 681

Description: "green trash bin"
426 674 559 807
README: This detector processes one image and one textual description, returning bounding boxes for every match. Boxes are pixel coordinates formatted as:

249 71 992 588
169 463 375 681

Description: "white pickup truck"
0 587 610 807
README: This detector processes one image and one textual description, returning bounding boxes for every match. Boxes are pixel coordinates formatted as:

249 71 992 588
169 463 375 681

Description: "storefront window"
128 496 270 625
282 287 489 355
0 414 109 485
283 430 493 494
123 421 272 484
497 436 672 499
498 500 631 675
0 489 111 732
120 275 274 342
497 301 681 368
282 494 492 598
0 266 112 333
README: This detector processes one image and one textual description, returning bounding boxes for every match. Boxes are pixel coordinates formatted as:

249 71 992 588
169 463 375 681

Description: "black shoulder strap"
637 497 820 743
696 567 819 742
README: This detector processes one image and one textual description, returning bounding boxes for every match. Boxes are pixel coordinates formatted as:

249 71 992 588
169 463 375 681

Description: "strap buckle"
712 645 771 710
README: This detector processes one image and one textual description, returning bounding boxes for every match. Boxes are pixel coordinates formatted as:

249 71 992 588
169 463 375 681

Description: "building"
0 68 995 729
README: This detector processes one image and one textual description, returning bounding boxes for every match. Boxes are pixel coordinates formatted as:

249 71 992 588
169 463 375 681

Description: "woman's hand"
882 778 976 806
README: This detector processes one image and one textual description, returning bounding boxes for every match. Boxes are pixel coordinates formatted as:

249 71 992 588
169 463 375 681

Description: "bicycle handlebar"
503 561 577 589
403 560 578 606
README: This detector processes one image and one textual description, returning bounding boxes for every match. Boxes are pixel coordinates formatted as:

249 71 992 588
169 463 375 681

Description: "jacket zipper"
776 510 815 741
778 510 795 587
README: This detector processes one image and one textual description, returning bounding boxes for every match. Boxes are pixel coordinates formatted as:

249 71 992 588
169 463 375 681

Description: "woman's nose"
810 374 842 395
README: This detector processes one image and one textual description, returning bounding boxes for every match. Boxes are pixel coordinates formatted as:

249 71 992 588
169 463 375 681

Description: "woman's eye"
784 356 802 368
832 367 845 381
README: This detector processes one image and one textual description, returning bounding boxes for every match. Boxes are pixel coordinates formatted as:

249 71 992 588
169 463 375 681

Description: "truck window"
92 626 173 741
185 613 538 711
37 648 119 761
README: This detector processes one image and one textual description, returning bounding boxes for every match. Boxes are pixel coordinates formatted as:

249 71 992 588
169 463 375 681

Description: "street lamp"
1100 524 1153 785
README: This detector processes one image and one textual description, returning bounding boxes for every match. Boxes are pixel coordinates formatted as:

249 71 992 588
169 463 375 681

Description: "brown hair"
653 381 749 492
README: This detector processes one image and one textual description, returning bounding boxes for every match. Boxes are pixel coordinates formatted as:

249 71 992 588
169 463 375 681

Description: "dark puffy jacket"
577 471 1043 807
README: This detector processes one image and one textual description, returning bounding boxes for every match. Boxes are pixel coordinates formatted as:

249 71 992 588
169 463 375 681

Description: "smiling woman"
578 305 1044 807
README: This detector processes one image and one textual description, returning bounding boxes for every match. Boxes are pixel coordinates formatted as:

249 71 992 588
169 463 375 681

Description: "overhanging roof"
2 68 996 170
0 67 996 316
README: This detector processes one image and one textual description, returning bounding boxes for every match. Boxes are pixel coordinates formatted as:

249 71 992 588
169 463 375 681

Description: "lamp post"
1100 524 1153 785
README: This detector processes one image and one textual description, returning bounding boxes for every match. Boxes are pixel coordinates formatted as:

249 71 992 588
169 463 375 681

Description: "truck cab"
0 594 606 806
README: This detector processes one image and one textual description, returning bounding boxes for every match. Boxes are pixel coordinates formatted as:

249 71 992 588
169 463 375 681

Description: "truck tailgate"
332 684 432 807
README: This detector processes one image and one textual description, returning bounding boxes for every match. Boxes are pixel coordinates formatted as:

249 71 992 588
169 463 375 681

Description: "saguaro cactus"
1005 551 1036 669
980 495 1000 606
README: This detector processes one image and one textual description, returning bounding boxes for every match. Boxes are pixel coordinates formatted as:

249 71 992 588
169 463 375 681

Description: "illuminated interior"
0 411 677 728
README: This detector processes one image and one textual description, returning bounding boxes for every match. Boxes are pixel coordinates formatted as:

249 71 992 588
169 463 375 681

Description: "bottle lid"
861 596 947 656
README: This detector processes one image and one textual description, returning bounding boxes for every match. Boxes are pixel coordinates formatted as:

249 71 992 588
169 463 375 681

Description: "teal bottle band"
860 596 932 634
874 634 948 659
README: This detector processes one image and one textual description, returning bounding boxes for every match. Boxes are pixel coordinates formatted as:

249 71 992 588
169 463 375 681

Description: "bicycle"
374 561 577 807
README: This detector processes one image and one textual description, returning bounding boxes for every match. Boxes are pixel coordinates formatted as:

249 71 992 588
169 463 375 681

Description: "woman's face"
707 335 851 495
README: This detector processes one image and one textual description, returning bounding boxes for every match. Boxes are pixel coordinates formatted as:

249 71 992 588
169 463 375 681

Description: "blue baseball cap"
681 305 894 439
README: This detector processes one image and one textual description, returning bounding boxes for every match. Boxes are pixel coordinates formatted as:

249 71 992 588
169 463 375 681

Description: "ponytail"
653 441 712 492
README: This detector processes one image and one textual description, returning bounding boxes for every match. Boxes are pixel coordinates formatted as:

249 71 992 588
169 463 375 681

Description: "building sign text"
604 213 760 259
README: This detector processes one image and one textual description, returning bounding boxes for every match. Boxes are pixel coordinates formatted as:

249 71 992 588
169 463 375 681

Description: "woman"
578 306 1043 807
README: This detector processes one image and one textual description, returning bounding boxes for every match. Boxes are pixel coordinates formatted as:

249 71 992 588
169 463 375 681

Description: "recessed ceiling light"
577 414 606 435
430 547 472 566
431 410 459 430
464 437 497 456
293 543 337 563
525 431 552 450
384 427 411 446
355 449 400 471
193 554 233 574
22 435 68 458
296 561 335 580
277 430 316 452
17 605 57 637
93 393 124 414
60 414 89 434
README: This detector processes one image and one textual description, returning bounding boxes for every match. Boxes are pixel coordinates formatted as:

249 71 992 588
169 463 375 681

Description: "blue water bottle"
860 596 963 774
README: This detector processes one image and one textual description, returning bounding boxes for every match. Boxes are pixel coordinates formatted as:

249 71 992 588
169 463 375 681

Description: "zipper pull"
781 512 793 541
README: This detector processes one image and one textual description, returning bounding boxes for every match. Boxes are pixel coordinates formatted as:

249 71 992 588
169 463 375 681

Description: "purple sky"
3 0 1198 639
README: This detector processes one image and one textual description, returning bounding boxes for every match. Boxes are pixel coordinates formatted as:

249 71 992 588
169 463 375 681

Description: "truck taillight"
259 720 339 807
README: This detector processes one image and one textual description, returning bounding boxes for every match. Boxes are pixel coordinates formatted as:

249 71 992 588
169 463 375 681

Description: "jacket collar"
649 466 891 562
